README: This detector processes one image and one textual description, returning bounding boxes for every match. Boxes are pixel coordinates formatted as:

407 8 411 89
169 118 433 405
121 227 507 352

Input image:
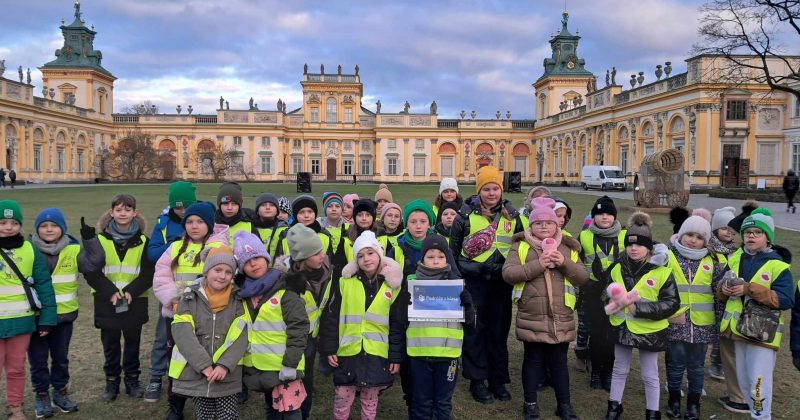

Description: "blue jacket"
737 248 794 311
147 209 184 263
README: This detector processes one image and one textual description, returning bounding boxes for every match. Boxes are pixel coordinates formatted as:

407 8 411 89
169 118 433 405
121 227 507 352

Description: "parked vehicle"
581 165 627 191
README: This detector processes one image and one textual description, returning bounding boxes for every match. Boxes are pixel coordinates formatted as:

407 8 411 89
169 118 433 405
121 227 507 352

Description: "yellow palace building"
2 3 799 187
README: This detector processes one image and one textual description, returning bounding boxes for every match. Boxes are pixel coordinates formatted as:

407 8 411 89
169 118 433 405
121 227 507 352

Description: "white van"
581 165 627 191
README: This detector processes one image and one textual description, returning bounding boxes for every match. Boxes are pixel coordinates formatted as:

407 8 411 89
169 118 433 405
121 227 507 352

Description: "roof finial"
74 0 82 21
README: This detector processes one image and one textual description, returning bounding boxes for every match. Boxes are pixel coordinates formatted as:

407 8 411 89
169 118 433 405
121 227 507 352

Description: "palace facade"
2 3 799 187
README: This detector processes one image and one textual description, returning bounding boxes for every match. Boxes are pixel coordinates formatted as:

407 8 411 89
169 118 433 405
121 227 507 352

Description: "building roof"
40 1 114 78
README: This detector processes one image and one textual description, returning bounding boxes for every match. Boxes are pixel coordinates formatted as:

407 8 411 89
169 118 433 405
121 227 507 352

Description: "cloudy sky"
1 0 712 119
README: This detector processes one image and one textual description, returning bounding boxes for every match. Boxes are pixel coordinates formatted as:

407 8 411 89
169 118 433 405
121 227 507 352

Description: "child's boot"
555 403 579 420
52 387 79 413
165 397 186 420
101 376 120 402
590 371 602 389
7 405 26 420
34 392 54 418
666 390 681 418
646 409 662 420
124 375 144 398
523 402 540 420
604 401 623 420
684 394 700 420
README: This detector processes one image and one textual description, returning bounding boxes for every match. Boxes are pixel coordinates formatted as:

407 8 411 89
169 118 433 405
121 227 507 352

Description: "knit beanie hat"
286 223 324 261
278 197 291 214
728 200 759 233
233 230 272 270
291 195 318 218
169 181 197 209
353 199 377 219
0 200 22 224
375 184 393 203
591 195 617 218
202 246 237 276
380 203 402 220
322 192 344 211
692 208 712 223
530 197 559 225
711 207 736 232
404 199 435 225
678 215 712 244
182 202 216 230
217 182 243 206
343 193 360 207
439 178 459 194
35 208 67 235
435 201 462 225
421 234 449 258
552 196 572 220
352 230 384 259
741 208 775 243
255 193 279 211
476 166 503 193
625 212 653 250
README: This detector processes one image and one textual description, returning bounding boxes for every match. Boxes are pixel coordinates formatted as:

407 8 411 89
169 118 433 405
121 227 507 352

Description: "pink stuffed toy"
604 283 640 315
542 237 558 268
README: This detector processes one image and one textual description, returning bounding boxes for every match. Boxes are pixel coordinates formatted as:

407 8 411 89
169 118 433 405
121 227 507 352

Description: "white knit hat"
711 207 736 232
678 215 712 244
439 177 459 194
352 230 384 259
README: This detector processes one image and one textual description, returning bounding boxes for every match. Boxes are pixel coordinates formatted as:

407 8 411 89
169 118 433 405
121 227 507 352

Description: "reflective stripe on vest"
245 290 305 371
170 241 222 287
0 242 35 319
302 275 333 338
667 251 716 326
608 264 672 334
721 249 789 348
51 244 80 315
579 230 626 281
512 241 578 309
337 276 399 358
378 234 401 258
406 320 463 358
98 235 147 295
461 213 524 262
168 312 248 379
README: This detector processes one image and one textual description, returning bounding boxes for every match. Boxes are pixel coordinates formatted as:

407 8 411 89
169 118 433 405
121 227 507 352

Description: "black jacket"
783 171 799 194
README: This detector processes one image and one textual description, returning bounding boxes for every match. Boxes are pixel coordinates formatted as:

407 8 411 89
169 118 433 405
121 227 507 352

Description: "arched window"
439 142 456 154
326 98 337 123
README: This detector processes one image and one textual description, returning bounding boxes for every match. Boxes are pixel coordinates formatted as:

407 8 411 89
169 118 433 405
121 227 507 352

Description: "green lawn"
1 183 798 419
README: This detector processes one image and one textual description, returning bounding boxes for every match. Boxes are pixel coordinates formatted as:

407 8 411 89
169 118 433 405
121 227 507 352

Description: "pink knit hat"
529 197 559 224
343 193 360 207
380 203 402 220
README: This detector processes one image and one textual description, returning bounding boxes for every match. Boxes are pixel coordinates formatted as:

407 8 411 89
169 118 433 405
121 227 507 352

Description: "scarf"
295 259 332 299
30 233 70 256
619 254 653 287
672 239 708 260
523 228 563 254
252 217 276 229
203 283 232 314
588 220 622 238
107 219 140 244
402 229 434 251
240 270 280 298
414 262 452 280
709 235 737 256
216 210 243 227
342 215 354 225
435 223 450 237
0 234 24 250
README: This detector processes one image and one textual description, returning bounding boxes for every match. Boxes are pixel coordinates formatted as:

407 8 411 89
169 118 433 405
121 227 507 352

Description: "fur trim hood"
341 255 403 289
96 210 147 233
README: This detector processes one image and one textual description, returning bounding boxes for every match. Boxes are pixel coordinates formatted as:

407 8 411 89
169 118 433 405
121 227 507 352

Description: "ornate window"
260 156 272 174
345 108 353 123
326 98 337 123
726 100 747 120
387 158 398 175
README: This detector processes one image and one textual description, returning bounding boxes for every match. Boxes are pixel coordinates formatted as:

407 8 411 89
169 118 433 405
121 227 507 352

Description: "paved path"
549 187 800 232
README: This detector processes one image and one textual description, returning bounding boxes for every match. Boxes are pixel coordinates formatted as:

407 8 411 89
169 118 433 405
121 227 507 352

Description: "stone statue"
587 79 592 93
355 64 359 75
403 101 410 113
591 79 597 92
561 11 569 28
254 104 259 110
26 68 31 85
18 66 23 83
337 64 342 74
611 67 617 85
0 60 5 78
376 100 381 114
219 96 224 110
320 64 324 74
605 70 610 87
303 63 308 74
225 101 229 110
249 97 254 110
430 101 437 115
277 98 283 111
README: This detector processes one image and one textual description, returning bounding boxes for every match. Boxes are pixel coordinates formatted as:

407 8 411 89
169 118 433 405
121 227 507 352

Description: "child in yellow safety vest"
253 193 288 260
717 208 794 420
215 182 253 240
432 178 463 218
169 246 248 420
318 230 404 420
433 201 459 243
665 215 728 420
376 203 404 254
28 208 85 417
0 200 57 420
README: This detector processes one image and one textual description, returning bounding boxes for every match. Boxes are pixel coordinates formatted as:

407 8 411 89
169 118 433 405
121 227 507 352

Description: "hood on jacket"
510 231 581 252
341 255 403 289
96 210 147 234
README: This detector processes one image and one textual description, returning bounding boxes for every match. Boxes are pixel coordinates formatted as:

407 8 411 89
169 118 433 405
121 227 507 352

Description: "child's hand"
723 284 745 297
628 303 637 316
201 366 215 381
549 251 565 267
389 363 400 374
110 293 120 306
538 252 551 268
79 217 95 240
124 292 133 304
327 355 339 368
208 366 228 382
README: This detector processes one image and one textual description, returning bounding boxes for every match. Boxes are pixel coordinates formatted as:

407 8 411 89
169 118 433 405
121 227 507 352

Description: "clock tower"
533 11 594 120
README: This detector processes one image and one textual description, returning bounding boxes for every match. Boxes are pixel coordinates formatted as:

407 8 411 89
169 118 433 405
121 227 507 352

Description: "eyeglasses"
743 230 765 238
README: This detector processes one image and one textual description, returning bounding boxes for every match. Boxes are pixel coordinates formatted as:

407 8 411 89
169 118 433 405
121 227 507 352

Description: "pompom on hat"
740 207 775 243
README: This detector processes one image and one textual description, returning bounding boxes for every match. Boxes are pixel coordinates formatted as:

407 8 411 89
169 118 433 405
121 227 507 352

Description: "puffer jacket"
503 232 589 343
171 283 248 398
147 208 185 264
153 224 230 317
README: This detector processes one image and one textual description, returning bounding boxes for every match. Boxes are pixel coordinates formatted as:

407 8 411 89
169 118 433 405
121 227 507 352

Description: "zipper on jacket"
207 313 216 398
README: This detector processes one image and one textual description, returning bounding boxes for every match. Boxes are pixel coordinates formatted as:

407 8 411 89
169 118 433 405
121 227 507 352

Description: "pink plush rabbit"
604 282 640 315
542 237 558 268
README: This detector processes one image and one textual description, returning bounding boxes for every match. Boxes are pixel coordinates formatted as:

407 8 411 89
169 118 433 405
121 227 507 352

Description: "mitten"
278 366 297 382
79 217 95 240
460 289 476 327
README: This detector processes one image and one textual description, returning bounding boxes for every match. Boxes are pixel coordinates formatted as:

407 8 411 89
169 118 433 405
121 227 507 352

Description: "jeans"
100 327 142 378
28 321 74 393
522 342 570 405
666 341 707 395
462 271 512 386
409 358 458 420
149 312 169 379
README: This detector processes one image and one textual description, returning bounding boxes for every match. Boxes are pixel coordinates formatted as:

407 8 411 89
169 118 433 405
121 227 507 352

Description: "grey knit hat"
287 223 323 261
201 246 237 276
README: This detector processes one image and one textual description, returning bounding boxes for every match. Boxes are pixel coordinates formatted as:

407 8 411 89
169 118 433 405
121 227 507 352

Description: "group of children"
0 166 797 420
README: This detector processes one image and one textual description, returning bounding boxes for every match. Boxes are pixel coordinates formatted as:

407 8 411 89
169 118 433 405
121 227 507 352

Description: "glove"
278 366 297 382
793 356 800 372
460 290 476 327
79 217 95 240
402 291 412 306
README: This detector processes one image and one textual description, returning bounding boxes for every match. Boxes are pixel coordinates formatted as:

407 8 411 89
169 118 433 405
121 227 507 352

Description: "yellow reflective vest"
170 240 222 288
50 243 80 315
0 241 36 319
168 311 249 379
243 290 306 371
608 264 673 334
461 212 525 262
255 225 287 260
511 241 579 309
228 221 253 242
337 276 399 358
98 234 147 296
280 230 331 259
579 230 626 281
405 274 463 358
301 274 333 338
667 251 724 326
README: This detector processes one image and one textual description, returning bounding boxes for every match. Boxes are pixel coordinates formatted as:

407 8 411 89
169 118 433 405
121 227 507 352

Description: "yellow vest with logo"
98 235 147 296
378 233 402 256
256 226 287 259
461 212 525 262
244 290 306 371
301 276 333 338
511 241 579 308
0 242 36 319
337 276 399 358
405 274 463 358
608 264 672 334
721 249 790 349
228 221 253 242
579 230 627 281
168 310 249 379
170 240 222 288
51 244 80 315
667 251 719 326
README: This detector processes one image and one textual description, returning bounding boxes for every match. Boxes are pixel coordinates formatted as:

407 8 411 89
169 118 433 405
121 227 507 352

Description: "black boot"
666 390 682 418
101 376 120 402
684 393 700 420
602 373 612 392
604 400 623 420
165 397 186 420
555 403 579 420
646 409 662 420
492 383 512 401
590 371 603 389
124 375 144 398
523 402 540 420
469 381 494 404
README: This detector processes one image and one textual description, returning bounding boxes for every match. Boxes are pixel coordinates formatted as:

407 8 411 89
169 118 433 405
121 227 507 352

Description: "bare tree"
120 100 160 115
107 130 161 180
193 144 253 181
694 0 800 99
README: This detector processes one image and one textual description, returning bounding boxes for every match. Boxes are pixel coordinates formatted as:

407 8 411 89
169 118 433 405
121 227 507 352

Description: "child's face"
715 227 734 242
184 215 209 242
111 203 137 227
626 244 650 261
278 211 289 222
38 221 63 243
479 183 501 208
302 251 325 270
441 189 457 202
594 213 615 229
206 264 233 292
680 232 705 250
555 208 568 229
441 208 457 229
356 211 374 229
173 207 187 218
743 228 768 252
531 220 557 240
342 203 353 219
258 203 278 220
296 208 316 226
406 211 430 240
0 219 22 237
376 200 389 215
326 202 342 220
357 248 381 275
220 202 239 218
243 257 269 279
423 248 447 268
382 208 402 231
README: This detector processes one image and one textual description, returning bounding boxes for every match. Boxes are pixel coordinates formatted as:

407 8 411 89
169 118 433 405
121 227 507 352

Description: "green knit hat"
169 181 197 209
740 207 775 243
0 200 23 224
403 199 435 225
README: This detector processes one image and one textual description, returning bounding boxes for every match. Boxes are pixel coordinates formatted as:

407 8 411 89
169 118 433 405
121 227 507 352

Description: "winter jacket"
80 212 153 330
783 171 799 194
147 208 185 264
0 235 57 338
31 234 84 324
389 234 461 285
318 256 404 387
171 283 248 398
153 225 230 318
610 255 680 351
272 254 333 314
503 232 588 343
241 273 308 392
